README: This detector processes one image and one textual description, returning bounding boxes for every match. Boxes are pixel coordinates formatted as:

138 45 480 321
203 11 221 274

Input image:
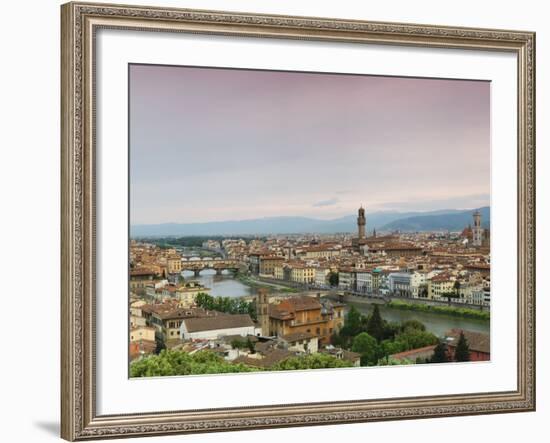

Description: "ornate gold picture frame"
61 2 535 440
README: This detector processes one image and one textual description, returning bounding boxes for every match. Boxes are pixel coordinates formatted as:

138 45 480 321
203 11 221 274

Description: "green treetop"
431 341 449 363
351 332 380 366
328 272 339 287
366 304 385 342
454 331 471 362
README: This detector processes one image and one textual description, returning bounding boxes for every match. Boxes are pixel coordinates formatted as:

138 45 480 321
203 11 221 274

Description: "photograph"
58 2 536 439
128 64 492 377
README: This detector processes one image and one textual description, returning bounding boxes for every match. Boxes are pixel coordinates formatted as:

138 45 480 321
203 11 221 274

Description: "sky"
129 64 490 225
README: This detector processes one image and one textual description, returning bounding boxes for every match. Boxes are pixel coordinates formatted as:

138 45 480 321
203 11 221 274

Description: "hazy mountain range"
131 207 490 237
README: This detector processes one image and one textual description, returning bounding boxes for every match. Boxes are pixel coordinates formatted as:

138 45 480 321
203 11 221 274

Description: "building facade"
268 295 345 344
180 314 256 341
259 255 286 276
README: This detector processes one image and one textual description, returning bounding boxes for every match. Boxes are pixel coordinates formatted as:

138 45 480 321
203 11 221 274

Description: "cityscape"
129 206 490 376
128 64 490 377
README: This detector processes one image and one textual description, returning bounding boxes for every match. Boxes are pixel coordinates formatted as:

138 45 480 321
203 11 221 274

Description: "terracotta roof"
281 332 316 343
445 328 490 354
233 349 294 368
142 304 210 320
390 345 437 360
183 314 254 333
268 306 293 321
430 274 453 282
221 334 258 344
465 264 491 270
383 243 422 251
321 347 360 362
254 340 277 354
129 340 157 360
300 246 338 252
130 269 157 277
270 296 322 319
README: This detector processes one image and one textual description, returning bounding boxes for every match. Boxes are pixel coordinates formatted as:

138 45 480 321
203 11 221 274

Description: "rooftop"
183 314 255 333
280 332 316 343
390 345 437 360
445 328 490 354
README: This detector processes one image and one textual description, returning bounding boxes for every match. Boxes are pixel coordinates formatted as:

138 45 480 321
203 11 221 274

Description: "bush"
272 353 353 370
387 301 489 320
352 332 380 366
130 349 259 377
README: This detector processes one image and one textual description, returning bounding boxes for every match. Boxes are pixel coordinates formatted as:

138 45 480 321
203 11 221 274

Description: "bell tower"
357 206 366 240
472 210 482 247
257 288 270 336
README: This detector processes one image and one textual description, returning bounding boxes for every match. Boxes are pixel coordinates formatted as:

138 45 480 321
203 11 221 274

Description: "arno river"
182 270 489 338
182 270 258 298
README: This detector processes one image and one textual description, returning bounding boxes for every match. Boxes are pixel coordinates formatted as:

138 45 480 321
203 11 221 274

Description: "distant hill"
380 207 490 232
131 207 489 237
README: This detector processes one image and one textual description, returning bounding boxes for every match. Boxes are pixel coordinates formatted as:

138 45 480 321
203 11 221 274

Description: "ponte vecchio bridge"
180 258 245 276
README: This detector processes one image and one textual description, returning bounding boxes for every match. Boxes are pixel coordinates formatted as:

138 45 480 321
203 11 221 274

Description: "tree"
330 332 345 347
366 305 385 342
341 305 363 337
380 339 403 360
441 291 459 306
195 292 255 319
130 350 258 377
382 321 401 341
154 336 166 354
400 319 426 333
430 341 449 363
328 272 339 287
272 353 352 370
454 280 461 298
454 331 471 362
393 329 439 352
351 332 379 366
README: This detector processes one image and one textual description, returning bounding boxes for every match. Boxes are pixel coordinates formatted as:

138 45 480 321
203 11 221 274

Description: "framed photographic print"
61 1 536 440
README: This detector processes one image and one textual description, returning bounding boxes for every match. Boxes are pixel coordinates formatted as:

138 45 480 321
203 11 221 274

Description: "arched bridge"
180 259 245 276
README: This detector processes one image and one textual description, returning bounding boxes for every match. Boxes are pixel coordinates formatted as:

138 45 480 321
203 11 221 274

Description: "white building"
180 314 257 340
410 271 428 298
389 272 412 297
145 279 169 298
280 332 319 354
315 268 330 287
338 270 354 291
356 271 373 293
472 286 491 307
